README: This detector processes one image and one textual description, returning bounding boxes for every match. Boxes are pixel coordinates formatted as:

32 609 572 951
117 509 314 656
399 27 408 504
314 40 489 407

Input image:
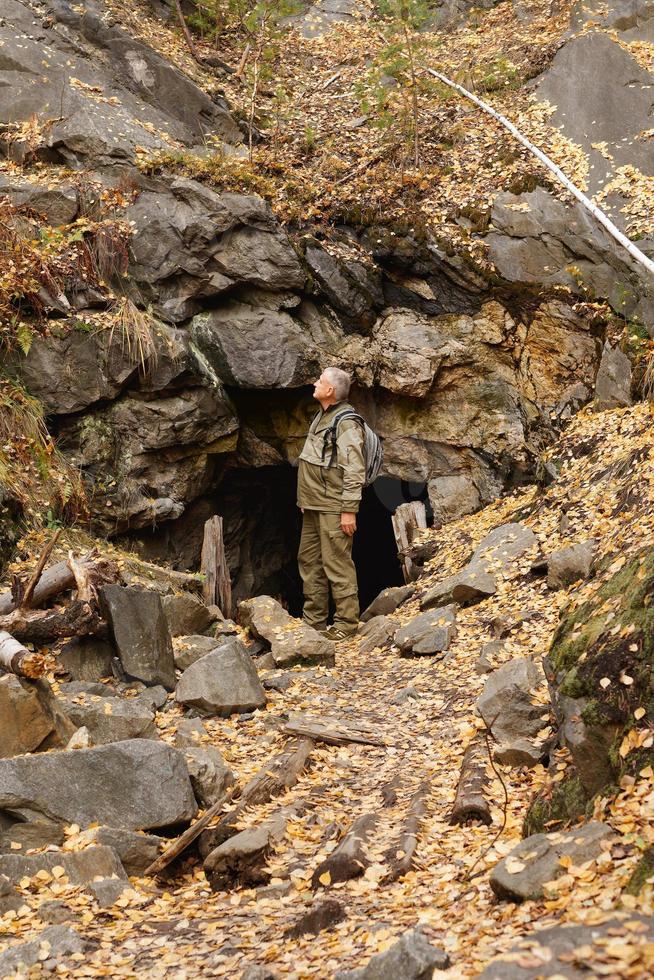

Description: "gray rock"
58 636 115 683
1 821 65 853
394 606 457 657
0 740 197 830
477 915 654 978
358 616 398 655
182 745 235 807
89 827 163 876
172 717 207 747
0 674 53 758
241 966 280 980
137 685 169 711
176 638 267 717
0 0 239 168
0 873 23 915
360 585 415 622
594 342 633 410
162 592 217 637
37 900 77 925
477 657 546 746
54 691 158 746
493 738 547 768
420 566 496 611
239 596 336 668
470 523 537 574
128 181 304 322
428 473 481 525
261 672 296 693
490 822 613 901
174 634 221 671
100 585 176 690
304 242 383 326
546 540 598 590
474 654 494 676
0 925 86 976
0 180 79 226
288 0 367 39
391 686 422 705
0 845 126 888
335 926 450 979
88 877 130 907
191 291 343 389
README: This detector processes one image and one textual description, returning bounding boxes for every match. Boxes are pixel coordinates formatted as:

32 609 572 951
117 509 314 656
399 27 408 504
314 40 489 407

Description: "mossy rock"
626 845 654 896
523 770 588 837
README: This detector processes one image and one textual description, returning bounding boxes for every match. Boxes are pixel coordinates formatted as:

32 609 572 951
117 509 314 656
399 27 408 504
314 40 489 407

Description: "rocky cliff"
0 0 652 601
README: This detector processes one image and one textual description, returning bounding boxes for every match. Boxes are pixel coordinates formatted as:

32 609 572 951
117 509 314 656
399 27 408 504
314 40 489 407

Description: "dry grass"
106 296 160 379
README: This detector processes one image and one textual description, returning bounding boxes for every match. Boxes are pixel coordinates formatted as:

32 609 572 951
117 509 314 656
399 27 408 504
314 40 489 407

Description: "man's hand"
340 512 356 536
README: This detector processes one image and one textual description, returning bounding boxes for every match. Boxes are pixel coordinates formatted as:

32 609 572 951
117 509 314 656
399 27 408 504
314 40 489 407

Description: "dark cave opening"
212 467 428 619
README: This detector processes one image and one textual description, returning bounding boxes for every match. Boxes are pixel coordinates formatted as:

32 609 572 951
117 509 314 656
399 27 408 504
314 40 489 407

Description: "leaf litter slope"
2 401 654 977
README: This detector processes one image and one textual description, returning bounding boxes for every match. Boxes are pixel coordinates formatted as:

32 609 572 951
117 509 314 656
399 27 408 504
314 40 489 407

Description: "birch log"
0 630 46 678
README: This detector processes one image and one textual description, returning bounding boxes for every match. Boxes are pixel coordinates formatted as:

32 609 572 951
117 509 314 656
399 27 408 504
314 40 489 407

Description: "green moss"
626 846 654 896
523 772 588 837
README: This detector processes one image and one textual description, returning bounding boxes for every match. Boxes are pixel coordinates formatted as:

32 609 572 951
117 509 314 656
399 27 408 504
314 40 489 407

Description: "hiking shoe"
323 625 358 641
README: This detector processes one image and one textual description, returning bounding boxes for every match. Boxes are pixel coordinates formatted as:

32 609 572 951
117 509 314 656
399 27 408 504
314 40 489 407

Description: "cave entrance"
213 468 427 619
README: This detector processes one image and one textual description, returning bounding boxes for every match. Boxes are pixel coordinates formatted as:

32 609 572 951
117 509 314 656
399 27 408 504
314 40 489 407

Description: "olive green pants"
298 510 359 632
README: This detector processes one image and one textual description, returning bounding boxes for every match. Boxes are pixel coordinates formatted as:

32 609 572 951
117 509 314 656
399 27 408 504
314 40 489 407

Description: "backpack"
321 409 383 487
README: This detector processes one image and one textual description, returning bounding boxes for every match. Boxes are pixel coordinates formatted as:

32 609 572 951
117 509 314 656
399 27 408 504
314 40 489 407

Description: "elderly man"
297 367 365 640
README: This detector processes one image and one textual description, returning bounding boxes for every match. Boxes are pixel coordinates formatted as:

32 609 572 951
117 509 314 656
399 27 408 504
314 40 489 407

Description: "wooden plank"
282 714 387 748
200 516 232 616
144 790 233 878
383 780 429 882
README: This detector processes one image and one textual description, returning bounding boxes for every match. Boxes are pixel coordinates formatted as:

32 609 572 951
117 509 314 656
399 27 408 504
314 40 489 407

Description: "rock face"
0 740 197 830
127 181 304 323
175 638 267 716
0 0 240 168
238 596 336 668
490 822 613 901
335 926 450 979
100 585 176 690
394 606 457 656
0 675 53 757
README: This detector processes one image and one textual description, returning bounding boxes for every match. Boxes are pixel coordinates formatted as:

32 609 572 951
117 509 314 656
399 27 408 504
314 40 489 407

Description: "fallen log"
311 812 378 888
0 630 46 678
449 736 492 826
199 738 313 856
204 806 296 892
0 599 105 645
383 780 429 883
144 788 234 878
0 557 94 616
19 530 62 609
282 714 388 748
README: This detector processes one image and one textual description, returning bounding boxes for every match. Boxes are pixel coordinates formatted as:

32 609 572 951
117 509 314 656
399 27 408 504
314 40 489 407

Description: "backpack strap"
321 409 364 468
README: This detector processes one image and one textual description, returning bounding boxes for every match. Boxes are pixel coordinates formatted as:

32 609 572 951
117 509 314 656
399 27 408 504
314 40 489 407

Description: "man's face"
313 372 334 402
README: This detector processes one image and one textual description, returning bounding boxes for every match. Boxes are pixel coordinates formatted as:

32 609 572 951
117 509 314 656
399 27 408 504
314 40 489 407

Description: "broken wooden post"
204 806 296 892
449 736 492 826
144 790 234 878
392 502 427 583
311 813 378 888
0 630 46 678
383 780 429 882
200 515 232 617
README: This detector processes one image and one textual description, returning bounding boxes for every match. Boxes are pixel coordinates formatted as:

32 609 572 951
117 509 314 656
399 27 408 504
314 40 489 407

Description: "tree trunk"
392 502 427 582
383 780 429 882
450 736 492 826
200 516 231 616
0 630 46 678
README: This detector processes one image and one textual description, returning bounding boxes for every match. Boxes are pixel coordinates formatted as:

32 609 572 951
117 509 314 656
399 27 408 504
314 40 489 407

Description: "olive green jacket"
297 402 365 514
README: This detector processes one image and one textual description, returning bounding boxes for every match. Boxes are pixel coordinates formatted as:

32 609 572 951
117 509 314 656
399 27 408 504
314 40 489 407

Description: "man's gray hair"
323 367 352 401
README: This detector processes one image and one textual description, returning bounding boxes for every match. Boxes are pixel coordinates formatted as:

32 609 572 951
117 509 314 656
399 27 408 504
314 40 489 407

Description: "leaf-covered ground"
2 401 654 977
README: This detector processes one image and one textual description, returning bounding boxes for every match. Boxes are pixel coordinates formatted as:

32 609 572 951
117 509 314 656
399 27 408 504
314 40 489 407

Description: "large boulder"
175 638 267 716
394 606 457 656
238 596 336 667
490 822 613 901
335 926 450 979
100 585 176 690
181 745 235 807
162 592 217 637
0 0 239 168
173 634 222 671
58 636 115 683
477 657 546 748
0 675 53 757
0 740 197 830
470 523 538 575
127 181 304 322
